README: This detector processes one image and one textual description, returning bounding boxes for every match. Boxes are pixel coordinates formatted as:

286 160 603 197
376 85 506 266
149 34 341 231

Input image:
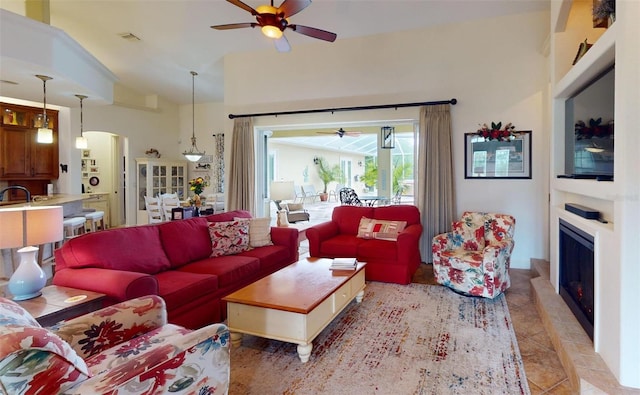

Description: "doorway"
256 121 417 218
83 131 127 227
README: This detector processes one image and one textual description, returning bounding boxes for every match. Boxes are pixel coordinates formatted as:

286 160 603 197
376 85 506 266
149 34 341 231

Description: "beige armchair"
283 202 310 223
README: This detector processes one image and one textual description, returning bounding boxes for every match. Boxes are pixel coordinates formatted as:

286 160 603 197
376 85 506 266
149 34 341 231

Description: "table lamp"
270 181 294 211
0 205 63 300
270 181 294 227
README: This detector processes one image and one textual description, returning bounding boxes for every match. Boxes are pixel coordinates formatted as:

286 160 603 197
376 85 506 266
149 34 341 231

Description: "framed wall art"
464 131 532 179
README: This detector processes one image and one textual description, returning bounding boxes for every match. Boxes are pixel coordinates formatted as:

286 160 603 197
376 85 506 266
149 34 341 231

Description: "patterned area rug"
229 282 530 394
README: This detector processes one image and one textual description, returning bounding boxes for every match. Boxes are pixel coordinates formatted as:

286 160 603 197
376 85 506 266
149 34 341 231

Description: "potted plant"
315 157 342 201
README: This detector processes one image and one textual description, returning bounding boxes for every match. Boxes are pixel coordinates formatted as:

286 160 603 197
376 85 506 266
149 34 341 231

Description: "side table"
2 285 106 327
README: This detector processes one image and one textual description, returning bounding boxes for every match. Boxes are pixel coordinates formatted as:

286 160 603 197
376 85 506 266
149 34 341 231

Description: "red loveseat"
306 205 423 284
53 210 298 329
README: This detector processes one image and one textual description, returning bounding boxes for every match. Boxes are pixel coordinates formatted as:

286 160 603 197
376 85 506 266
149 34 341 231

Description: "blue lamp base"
8 246 46 301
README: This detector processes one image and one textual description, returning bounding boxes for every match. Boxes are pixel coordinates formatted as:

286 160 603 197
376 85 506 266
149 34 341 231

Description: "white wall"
223 11 551 269
67 99 181 225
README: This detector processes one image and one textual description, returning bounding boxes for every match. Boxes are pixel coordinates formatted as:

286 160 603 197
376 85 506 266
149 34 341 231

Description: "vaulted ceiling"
0 0 549 106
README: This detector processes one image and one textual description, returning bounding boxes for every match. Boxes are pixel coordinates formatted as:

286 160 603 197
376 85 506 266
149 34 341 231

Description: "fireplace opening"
559 219 594 340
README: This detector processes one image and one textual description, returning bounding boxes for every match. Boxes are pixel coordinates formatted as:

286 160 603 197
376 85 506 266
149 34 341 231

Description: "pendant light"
75 94 88 149
35 75 53 144
182 71 205 162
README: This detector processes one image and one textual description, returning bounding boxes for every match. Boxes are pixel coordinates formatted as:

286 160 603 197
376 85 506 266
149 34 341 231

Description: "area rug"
228 282 530 395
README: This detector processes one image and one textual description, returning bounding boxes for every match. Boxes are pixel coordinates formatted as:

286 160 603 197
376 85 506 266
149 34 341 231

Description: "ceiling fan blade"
344 131 362 137
211 22 257 30
277 0 311 18
274 35 291 53
226 0 258 15
289 24 337 42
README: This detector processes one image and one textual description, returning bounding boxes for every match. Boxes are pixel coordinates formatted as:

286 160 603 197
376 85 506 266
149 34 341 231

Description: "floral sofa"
432 211 516 298
306 205 423 284
0 295 230 394
53 210 299 329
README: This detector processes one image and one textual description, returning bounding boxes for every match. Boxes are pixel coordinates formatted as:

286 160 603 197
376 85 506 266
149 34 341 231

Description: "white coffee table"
223 257 366 363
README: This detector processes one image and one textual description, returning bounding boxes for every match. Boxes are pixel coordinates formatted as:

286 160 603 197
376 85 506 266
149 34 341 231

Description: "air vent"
118 32 141 42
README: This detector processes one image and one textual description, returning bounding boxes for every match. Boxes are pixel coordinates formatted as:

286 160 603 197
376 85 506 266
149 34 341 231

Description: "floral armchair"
0 295 230 394
432 211 516 299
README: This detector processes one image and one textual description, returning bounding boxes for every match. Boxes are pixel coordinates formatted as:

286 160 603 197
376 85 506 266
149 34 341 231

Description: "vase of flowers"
476 121 516 142
189 177 209 210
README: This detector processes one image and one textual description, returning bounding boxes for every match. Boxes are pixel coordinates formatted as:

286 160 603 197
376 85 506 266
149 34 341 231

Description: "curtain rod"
227 98 457 119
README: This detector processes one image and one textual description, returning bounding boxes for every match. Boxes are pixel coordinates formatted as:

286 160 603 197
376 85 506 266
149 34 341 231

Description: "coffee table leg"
230 332 243 348
356 289 365 303
297 343 313 363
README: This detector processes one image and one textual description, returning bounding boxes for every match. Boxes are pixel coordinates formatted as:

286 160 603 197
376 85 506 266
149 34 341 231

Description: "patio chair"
302 184 320 202
339 187 363 206
328 183 344 202
293 185 306 203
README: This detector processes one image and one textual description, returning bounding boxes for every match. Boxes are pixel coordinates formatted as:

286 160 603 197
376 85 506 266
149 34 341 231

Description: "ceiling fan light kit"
212 0 337 52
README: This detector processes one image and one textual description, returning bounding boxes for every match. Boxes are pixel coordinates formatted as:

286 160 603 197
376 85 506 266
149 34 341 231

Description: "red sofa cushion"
157 217 211 268
331 206 374 234
372 205 421 225
55 226 171 274
203 210 252 223
357 239 399 261
178 255 260 288
319 234 364 257
153 271 218 313
237 245 291 272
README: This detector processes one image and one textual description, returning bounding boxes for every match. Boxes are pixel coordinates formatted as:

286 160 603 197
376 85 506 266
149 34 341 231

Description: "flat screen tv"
564 66 614 179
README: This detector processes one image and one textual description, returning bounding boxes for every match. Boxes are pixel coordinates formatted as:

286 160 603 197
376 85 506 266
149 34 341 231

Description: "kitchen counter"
0 194 91 218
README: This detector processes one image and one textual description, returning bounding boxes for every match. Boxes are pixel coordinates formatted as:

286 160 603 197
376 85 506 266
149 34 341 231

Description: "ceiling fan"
317 128 361 138
211 0 337 53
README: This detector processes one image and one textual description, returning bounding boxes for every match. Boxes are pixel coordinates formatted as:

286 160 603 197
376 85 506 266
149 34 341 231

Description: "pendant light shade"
182 71 205 162
75 94 88 149
36 75 53 144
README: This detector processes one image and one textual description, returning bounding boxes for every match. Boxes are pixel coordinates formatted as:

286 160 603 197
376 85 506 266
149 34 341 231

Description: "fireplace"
558 219 594 340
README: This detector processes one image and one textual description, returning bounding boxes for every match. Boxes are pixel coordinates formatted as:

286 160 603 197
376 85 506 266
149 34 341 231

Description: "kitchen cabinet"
0 103 59 182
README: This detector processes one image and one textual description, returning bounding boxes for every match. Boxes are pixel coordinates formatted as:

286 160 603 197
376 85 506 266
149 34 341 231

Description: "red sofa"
53 210 298 329
306 205 422 284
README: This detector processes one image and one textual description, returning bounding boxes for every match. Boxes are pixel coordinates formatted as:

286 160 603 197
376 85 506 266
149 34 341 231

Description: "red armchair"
306 205 422 284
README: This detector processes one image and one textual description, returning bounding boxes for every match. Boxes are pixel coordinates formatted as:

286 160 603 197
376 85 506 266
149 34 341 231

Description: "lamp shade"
1 205 63 301
0 206 63 249
37 127 53 143
270 181 294 202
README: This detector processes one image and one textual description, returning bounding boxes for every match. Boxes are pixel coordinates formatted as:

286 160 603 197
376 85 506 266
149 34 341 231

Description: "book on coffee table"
330 257 357 270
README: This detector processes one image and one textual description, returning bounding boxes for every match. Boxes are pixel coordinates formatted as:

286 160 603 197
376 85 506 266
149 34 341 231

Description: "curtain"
212 133 225 193
416 104 456 262
227 117 255 213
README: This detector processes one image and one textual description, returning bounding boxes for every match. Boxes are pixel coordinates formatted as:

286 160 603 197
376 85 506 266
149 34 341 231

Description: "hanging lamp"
35 75 53 144
182 71 205 162
75 94 88 149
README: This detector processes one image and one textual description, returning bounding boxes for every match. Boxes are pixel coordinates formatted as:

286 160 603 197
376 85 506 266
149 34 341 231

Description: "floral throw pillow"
451 220 485 251
208 220 250 257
